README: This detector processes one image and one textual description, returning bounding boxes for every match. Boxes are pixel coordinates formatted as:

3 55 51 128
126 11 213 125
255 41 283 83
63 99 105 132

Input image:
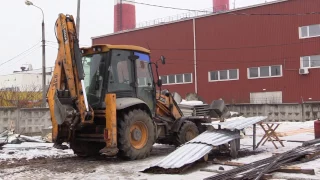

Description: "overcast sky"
0 0 276 75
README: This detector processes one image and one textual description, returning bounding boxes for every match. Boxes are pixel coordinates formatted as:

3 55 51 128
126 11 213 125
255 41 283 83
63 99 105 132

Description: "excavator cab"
81 45 157 113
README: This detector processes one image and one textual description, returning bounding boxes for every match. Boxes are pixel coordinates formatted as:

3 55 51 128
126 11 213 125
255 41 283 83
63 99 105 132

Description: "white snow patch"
180 100 204 106
230 111 239 116
0 142 74 161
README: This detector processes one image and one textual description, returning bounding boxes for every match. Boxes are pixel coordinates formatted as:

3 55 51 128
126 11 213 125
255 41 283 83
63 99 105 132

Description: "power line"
46 45 58 50
46 40 90 47
122 0 205 12
0 46 42 71
124 0 320 16
0 41 41 68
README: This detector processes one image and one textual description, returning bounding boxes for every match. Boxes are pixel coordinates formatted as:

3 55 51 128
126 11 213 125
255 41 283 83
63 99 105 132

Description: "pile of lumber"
204 139 320 180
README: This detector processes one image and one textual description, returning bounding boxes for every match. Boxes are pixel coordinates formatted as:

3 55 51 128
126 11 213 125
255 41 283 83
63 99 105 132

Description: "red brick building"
92 0 320 104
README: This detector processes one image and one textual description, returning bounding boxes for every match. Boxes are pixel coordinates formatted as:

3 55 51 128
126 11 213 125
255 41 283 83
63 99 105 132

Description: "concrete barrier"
1 103 319 134
0 107 51 134
227 103 320 122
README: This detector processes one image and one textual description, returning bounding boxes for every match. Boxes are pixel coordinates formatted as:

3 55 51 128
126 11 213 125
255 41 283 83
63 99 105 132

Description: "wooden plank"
304 151 320 160
200 169 222 173
210 160 245 167
275 167 315 175
261 174 273 180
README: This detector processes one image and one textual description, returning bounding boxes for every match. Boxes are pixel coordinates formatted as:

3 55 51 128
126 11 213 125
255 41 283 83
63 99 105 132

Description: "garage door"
250 91 282 104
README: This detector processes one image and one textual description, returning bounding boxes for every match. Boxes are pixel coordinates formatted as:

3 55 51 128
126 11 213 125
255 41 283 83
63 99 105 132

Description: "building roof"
92 0 288 40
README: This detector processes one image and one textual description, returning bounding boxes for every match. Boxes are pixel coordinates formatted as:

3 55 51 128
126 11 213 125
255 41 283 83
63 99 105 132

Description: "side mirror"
157 79 162 87
160 56 166 65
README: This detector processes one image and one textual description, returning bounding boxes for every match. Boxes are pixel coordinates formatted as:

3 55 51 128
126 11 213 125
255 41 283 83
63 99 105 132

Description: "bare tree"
0 84 43 108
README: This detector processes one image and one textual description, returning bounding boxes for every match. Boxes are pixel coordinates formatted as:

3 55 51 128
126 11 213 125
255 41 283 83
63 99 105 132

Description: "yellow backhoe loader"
47 14 210 160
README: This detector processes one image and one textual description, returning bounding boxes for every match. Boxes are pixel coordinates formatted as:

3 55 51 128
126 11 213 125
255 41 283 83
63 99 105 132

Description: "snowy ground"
1 121 320 180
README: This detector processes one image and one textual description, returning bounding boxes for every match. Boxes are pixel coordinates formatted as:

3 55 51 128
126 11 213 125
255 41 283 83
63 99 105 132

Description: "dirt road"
0 144 218 180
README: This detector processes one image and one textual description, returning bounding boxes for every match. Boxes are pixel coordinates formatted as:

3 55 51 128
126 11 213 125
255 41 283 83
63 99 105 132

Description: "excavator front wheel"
130 121 148 149
175 121 199 146
118 109 156 160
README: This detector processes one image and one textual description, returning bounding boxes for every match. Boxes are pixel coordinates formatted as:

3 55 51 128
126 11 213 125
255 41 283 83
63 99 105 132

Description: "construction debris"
0 128 47 146
204 139 320 180
217 116 268 131
143 130 241 173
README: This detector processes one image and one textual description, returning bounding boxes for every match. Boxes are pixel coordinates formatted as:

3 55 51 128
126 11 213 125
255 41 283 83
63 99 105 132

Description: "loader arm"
156 91 183 121
47 14 93 143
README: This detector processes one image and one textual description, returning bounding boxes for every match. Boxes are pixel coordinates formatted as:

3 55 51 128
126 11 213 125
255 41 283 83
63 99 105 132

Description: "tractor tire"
70 140 104 157
117 109 156 160
175 121 199 146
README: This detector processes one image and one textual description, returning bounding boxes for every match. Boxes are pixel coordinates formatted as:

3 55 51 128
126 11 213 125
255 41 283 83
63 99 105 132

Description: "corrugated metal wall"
93 20 196 97
93 0 320 104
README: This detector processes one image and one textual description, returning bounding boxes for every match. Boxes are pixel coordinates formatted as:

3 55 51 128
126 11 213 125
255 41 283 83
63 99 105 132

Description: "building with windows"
92 0 320 104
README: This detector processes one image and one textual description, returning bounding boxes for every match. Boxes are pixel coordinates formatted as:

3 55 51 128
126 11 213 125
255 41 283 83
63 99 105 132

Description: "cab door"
134 52 155 114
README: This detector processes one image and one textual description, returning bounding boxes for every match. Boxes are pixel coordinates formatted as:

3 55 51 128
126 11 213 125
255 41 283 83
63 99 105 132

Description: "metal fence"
121 6 230 31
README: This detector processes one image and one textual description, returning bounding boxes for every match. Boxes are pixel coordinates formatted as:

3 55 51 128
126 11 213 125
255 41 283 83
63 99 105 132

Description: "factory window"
299 24 320 39
161 73 193 85
248 65 282 79
301 55 320 68
137 77 152 87
208 69 239 82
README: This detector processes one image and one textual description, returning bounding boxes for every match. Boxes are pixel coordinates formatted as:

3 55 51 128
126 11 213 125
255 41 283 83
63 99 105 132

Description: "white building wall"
0 73 52 91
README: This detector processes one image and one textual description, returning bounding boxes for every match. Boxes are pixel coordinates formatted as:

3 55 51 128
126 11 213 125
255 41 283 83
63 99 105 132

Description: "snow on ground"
0 142 74 161
1 121 320 180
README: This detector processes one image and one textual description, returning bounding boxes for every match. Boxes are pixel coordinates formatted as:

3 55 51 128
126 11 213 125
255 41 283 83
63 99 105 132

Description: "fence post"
15 108 21 133
301 102 305 122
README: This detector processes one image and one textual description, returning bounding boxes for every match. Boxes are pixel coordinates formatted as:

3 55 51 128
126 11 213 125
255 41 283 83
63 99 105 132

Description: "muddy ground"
0 144 268 180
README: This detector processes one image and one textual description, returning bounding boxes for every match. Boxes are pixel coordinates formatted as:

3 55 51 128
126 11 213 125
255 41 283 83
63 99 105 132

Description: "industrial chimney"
213 0 229 12
114 0 136 32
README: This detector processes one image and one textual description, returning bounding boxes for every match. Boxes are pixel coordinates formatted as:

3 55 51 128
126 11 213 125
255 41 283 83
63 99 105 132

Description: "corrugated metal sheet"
218 116 268 130
150 144 212 169
189 130 240 145
146 130 240 169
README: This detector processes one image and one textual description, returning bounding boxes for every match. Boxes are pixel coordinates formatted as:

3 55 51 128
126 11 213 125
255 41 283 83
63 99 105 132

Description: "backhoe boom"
47 14 92 144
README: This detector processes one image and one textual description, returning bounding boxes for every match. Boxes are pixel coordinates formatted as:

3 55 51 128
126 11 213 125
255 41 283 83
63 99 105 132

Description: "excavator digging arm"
47 14 93 143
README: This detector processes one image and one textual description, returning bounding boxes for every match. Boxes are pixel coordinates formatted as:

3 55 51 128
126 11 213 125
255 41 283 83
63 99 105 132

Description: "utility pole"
76 0 81 38
41 15 46 107
25 0 46 107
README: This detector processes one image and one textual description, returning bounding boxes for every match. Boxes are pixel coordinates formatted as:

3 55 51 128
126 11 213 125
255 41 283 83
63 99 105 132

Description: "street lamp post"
25 0 46 107
76 0 81 38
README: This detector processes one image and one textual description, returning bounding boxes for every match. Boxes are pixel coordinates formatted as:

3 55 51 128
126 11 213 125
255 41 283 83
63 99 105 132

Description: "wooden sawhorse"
256 122 284 149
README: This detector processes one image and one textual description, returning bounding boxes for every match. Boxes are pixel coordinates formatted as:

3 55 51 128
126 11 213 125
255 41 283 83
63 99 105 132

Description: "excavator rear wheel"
117 109 156 160
175 121 199 146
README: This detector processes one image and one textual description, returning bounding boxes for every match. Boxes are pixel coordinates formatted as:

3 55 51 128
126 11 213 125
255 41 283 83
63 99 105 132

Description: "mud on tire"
117 109 156 160
175 121 199 146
